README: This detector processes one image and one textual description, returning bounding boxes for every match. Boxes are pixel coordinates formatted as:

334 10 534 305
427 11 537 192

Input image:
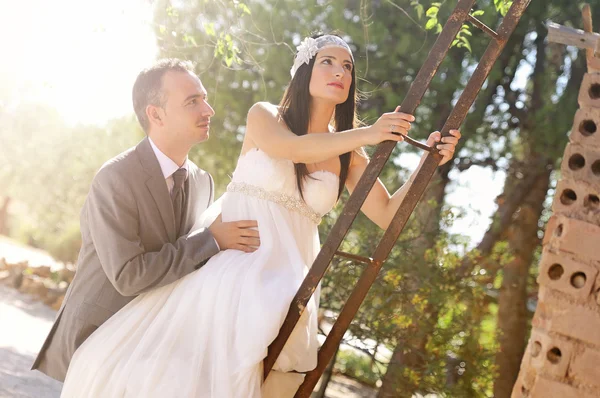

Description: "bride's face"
308 47 353 105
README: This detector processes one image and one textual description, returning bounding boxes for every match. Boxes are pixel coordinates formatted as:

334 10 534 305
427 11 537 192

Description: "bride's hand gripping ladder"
264 1 533 395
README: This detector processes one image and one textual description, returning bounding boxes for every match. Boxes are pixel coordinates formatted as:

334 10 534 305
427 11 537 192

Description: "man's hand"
209 215 260 253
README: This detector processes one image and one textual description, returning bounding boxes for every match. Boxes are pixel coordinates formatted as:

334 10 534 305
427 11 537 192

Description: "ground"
0 284 62 398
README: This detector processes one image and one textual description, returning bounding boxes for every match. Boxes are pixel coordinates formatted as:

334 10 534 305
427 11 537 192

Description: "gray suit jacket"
32 137 220 381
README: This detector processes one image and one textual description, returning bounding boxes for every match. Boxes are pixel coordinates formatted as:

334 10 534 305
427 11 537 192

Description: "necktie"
171 168 187 236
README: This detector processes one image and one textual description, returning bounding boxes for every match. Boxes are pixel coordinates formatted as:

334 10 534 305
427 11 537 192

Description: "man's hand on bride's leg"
209 215 260 253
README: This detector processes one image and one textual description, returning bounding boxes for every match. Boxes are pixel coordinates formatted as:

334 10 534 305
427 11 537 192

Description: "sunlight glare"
0 0 157 125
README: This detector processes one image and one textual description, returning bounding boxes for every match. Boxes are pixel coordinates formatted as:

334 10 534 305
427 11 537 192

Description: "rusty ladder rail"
264 0 532 395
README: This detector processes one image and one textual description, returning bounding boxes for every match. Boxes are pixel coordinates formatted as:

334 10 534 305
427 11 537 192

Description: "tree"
0 104 142 262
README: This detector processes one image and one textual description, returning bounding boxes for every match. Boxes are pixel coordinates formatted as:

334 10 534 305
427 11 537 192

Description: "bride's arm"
244 102 413 164
345 130 462 230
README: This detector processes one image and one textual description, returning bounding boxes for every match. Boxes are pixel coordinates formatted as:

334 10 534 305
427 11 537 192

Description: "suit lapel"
135 138 177 242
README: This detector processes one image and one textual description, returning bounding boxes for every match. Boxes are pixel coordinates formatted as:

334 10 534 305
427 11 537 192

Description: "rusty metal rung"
394 132 435 152
467 14 499 39
335 251 373 265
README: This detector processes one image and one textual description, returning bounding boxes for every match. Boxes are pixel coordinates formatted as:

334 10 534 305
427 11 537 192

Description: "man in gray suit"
32 59 260 381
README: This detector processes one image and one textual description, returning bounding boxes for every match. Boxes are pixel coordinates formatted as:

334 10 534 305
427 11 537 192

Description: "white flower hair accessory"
290 34 354 78
295 37 319 68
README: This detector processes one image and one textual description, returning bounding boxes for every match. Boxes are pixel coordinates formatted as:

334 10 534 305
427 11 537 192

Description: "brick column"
512 73 600 397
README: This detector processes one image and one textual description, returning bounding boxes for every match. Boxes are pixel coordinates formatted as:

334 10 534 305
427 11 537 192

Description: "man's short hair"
132 58 195 132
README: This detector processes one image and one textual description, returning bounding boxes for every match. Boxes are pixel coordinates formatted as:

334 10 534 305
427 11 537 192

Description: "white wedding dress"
60 148 339 397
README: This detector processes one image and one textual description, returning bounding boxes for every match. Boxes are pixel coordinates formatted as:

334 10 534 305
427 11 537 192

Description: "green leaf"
494 0 513 16
183 34 198 47
204 22 216 37
236 2 251 15
416 4 424 20
472 10 485 17
166 6 179 17
426 6 439 17
461 36 472 52
425 17 438 30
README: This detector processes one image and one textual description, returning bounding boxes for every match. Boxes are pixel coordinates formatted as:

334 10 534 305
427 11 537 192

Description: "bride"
60 33 461 397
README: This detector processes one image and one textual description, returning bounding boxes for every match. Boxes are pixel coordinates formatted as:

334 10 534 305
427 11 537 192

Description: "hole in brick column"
531 341 542 357
590 83 600 99
555 223 564 237
560 189 577 205
592 160 600 176
568 153 585 170
547 347 562 364
570 272 587 289
585 194 600 210
548 264 564 280
521 385 529 396
580 120 597 136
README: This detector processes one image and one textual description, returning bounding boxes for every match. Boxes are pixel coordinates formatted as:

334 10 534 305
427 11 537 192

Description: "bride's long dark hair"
278 33 360 200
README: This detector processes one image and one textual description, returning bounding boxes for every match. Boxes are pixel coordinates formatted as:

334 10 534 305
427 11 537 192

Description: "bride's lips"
327 82 344 89
197 121 210 129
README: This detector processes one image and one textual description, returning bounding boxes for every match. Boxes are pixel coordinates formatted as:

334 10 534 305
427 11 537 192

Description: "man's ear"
146 104 163 127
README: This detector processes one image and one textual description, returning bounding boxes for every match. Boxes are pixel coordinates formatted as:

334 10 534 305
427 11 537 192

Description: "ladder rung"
468 14 499 40
394 132 435 152
335 251 373 265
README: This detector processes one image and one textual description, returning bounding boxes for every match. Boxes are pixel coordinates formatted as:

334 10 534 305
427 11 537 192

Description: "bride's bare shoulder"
248 102 281 121
242 102 288 154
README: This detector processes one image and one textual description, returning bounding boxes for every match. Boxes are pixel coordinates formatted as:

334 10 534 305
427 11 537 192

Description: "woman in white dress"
60 34 461 397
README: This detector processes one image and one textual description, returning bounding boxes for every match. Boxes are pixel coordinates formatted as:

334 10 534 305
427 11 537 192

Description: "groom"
32 59 260 381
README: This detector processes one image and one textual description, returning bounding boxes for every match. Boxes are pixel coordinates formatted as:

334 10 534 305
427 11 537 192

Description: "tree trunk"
0 197 11 236
313 345 340 398
456 165 546 277
493 167 551 398
377 321 430 398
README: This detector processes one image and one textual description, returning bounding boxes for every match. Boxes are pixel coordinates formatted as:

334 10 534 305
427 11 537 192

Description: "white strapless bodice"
230 148 339 222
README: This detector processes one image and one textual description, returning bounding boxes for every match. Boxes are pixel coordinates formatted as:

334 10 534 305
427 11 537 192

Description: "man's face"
159 70 215 145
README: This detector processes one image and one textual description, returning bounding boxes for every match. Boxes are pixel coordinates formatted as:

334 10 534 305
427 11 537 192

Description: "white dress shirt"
148 137 189 195
148 137 219 250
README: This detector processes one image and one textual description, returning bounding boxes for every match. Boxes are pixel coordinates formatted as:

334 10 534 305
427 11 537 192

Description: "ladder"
264 0 533 395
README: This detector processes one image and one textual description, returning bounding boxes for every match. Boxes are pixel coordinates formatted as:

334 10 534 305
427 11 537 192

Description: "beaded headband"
290 35 354 78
